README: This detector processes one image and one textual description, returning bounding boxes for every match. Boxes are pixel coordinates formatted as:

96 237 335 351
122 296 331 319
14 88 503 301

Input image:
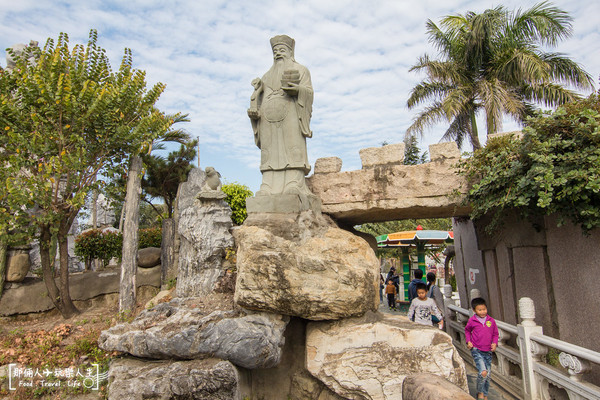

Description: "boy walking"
384 279 397 310
407 282 443 328
465 297 499 400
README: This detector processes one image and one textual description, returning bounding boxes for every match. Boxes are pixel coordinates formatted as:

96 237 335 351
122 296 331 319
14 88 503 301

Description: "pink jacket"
465 314 499 352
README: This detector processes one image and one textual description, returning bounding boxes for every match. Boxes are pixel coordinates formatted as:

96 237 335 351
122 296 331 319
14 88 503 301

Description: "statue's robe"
253 60 313 175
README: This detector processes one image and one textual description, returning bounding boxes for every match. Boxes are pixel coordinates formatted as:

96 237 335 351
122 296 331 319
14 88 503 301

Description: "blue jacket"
407 278 423 302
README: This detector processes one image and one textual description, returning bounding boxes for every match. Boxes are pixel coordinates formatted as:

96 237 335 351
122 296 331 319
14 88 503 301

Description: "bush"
139 227 162 248
74 229 122 267
457 92 600 234
75 227 162 267
222 183 253 225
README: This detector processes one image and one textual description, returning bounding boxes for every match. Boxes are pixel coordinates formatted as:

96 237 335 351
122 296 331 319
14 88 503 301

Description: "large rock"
5 247 31 282
306 311 468 400
177 168 234 297
137 247 161 268
107 357 239 400
99 296 288 369
402 373 474 400
234 211 379 320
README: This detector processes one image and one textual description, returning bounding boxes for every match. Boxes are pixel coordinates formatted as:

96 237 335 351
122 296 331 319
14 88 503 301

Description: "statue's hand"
282 82 299 96
247 108 260 120
251 78 262 90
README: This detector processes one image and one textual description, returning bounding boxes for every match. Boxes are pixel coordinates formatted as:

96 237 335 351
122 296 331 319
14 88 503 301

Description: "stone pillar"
160 218 175 289
417 243 426 281
517 297 544 400
402 248 411 301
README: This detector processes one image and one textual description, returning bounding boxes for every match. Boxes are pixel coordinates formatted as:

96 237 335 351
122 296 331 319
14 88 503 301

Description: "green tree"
222 183 253 225
406 2 593 150
0 30 180 318
457 87 600 234
142 139 197 219
403 136 428 165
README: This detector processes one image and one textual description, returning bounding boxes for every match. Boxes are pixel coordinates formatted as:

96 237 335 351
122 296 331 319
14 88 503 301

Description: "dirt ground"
0 284 238 400
0 289 164 400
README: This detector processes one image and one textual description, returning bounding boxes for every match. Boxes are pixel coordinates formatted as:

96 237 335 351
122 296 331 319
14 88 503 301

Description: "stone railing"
443 286 600 400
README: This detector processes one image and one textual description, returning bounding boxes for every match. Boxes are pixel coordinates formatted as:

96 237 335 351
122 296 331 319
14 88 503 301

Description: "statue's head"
270 35 295 61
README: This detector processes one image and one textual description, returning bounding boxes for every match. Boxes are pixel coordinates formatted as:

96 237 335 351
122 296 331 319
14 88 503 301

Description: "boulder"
402 373 474 400
234 211 379 320
107 357 239 400
99 296 288 369
137 247 161 268
5 248 30 282
306 311 468 400
176 168 234 297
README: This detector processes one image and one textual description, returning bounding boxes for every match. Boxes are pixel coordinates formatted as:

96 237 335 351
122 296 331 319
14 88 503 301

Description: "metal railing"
442 286 600 400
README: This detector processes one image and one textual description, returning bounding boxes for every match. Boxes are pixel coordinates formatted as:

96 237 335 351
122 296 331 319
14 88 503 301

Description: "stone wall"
307 142 470 225
0 267 161 316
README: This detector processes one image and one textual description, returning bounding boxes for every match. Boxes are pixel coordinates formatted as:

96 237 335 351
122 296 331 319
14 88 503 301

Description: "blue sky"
1 0 598 193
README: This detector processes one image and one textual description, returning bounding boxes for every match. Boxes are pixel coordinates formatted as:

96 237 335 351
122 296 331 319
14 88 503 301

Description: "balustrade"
443 289 600 400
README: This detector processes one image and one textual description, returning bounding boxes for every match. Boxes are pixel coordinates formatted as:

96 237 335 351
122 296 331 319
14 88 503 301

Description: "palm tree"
406 2 594 150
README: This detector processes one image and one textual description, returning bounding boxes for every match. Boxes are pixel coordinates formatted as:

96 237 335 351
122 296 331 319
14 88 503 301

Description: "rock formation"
99 296 288 369
107 358 239 400
306 311 468 399
234 211 379 320
176 168 234 297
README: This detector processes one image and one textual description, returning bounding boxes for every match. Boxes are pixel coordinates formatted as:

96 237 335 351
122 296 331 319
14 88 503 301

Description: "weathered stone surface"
234 211 379 320
5 248 30 282
314 157 343 174
306 311 468 400
177 168 234 297
429 141 461 161
402 373 474 400
359 143 405 167
99 296 288 369
308 142 469 225
0 266 161 316
137 247 161 268
107 357 239 400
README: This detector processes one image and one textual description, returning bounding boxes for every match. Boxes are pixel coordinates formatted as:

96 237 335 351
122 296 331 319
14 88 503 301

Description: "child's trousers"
471 348 492 396
387 293 395 308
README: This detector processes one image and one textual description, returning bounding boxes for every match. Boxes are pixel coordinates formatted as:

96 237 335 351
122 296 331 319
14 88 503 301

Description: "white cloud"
1 0 598 192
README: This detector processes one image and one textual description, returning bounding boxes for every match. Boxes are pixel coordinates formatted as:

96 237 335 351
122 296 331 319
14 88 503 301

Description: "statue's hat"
270 35 295 51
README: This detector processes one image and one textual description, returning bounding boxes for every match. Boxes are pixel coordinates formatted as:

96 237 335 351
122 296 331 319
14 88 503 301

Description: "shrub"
74 229 122 267
222 182 253 225
139 227 162 248
75 226 162 267
457 92 600 234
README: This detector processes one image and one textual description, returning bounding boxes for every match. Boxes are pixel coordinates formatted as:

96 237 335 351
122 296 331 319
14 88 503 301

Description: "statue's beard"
271 58 294 88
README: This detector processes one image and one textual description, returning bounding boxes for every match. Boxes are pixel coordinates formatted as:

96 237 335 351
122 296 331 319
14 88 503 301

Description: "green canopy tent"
376 226 454 300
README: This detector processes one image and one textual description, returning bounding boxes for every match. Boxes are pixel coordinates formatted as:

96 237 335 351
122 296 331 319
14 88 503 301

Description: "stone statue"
248 34 313 198
198 167 225 200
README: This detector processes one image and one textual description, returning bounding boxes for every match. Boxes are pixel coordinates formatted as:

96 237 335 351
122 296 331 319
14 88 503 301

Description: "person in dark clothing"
407 269 424 303
386 267 400 294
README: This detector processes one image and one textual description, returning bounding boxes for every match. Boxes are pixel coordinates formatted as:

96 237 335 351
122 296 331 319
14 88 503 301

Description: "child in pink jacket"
465 297 499 400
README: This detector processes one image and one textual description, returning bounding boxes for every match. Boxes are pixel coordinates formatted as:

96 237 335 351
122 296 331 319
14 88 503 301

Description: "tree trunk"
0 233 7 298
119 155 143 314
57 221 78 318
469 111 482 150
39 225 66 316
